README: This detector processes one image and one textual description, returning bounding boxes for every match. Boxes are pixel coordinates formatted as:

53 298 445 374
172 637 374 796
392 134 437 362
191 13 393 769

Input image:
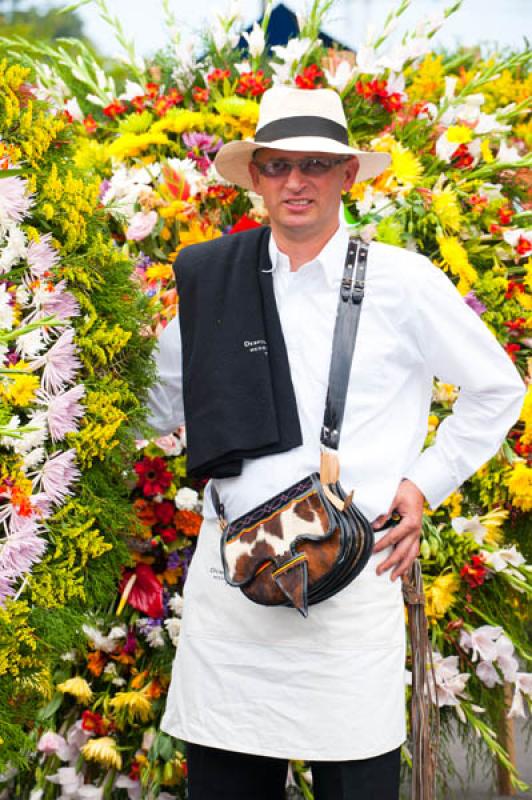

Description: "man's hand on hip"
371 479 425 581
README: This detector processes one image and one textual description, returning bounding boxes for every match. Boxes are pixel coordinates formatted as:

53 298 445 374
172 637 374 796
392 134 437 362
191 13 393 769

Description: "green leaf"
36 692 64 721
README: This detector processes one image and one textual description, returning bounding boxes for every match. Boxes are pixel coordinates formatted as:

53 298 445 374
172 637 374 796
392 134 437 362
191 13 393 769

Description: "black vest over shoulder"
175 226 302 479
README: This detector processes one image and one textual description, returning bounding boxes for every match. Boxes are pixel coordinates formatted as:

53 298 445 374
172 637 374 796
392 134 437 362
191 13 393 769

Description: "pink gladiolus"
126 210 158 241
26 233 60 277
0 176 34 226
476 660 502 688
37 449 80 505
32 328 81 393
37 731 73 761
39 384 85 442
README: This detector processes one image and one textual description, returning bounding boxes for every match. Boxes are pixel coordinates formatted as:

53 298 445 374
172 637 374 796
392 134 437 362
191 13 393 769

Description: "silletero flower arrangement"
1 0 531 796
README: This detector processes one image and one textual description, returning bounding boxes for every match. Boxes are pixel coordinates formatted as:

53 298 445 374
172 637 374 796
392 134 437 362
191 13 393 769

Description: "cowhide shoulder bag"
211 237 400 617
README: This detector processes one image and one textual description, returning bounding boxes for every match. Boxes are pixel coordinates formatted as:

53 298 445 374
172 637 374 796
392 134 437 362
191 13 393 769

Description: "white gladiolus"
243 22 266 58
480 545 526 572
451 514 488 545
323 60 356 92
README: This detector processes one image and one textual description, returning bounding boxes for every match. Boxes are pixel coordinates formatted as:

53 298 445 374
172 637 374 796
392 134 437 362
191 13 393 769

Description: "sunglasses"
252 155 351 178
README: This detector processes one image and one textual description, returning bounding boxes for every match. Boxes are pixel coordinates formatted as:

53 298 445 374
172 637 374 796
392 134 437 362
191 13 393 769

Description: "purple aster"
135 252 153 271
166 551 181 570
26 234 60 277
464 291 487 315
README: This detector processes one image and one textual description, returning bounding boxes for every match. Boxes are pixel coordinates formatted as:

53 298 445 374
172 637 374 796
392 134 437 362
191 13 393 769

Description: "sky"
33 0 531 58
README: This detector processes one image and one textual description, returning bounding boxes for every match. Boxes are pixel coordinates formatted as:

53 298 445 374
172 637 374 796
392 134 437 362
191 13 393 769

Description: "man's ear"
342 156 359 193
248 160 262 193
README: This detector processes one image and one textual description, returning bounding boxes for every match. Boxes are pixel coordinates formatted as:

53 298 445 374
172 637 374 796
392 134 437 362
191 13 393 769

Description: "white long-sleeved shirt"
154 224 525 761
147 226 525 523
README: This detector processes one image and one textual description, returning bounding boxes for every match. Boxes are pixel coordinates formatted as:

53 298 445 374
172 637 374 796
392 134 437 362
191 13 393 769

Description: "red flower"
154 499 176 525
134 457 173 497
118 563 163 617
451 144 474 169
230 214 262 234
82 710 109 736
131 95 147 112
516 236 532 256
192 86 210 104
83 114 97 134
158 526 178 544
489 223 502 235
153 96 172 117
505 280 525 300
505 343 521 362
145 82 160 99
380 92 403 113
460 555 488 588
295 64 324 89
498 206 514 225
207 68 231 83
503 317 526 334
102 99 128 118
469 194 488 213
175 509 202 537
236 70 271 97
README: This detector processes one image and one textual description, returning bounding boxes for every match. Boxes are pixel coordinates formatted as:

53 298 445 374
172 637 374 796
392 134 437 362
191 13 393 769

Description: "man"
147 87 525 799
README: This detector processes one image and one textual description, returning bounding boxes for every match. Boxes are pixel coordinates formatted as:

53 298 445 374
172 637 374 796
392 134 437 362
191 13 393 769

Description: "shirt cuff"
403 447 460 510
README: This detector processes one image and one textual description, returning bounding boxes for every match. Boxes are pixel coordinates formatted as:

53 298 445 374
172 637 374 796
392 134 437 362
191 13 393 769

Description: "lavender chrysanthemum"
38 384 86 442
464 291 487 315
26 233 60 277
0 528 47 580
31 328 81 393
0 176 34 229
0 574 15 606
27 278 80 322
37 449 80 505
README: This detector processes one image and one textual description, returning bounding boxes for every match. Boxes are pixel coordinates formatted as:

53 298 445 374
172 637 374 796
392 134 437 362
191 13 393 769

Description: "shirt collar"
267 224 349 290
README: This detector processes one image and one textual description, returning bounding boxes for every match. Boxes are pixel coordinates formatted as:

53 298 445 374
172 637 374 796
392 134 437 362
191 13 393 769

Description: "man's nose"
284 164 308 190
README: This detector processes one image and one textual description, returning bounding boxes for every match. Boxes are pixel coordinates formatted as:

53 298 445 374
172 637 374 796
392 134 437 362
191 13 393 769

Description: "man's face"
248 149 358 240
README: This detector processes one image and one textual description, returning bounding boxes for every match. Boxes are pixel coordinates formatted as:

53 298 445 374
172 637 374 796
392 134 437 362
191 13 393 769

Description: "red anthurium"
230 214 262 234
119 563 163 617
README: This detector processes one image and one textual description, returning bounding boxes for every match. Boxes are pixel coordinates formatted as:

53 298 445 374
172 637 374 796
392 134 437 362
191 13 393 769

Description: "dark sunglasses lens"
262 160 292 177
300 158 334 175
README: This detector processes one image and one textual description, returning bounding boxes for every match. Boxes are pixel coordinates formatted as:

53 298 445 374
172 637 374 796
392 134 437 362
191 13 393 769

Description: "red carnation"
154 499 176 525
460 555 488 588
134 457 173 497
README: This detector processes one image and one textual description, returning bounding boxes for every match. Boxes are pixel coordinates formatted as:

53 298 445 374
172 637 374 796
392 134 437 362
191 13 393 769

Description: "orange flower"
87 650 107 677
131 670 148 689
133 498 157 526
145 679 163 699
174 509 202 536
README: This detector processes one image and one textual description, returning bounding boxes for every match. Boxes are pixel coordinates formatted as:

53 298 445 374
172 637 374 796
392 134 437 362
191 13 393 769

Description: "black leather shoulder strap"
321 238 368 450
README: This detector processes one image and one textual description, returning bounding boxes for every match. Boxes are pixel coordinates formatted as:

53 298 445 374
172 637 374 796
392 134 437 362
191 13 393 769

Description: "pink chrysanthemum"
0 176 34 227
26 233 60 277
26 278 80 323
38 384 86 442
37 449 80 505
0 528 47 581
31 328 81 393
0 574 15 606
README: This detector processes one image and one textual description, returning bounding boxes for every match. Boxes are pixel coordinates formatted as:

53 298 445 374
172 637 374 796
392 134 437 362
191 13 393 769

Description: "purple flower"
182 131 222 153
31 327 81 393
0 574 15 606
98 179 111 202
26 234 60 277
0 528 47 581
36 449 80 506
135 252 153 271
122 629 137 655
464 291 487 315
0 176 34 227
38 384 86 442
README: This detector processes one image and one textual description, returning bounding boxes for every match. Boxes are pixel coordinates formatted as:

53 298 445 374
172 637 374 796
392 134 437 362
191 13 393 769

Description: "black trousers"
185 742 401 800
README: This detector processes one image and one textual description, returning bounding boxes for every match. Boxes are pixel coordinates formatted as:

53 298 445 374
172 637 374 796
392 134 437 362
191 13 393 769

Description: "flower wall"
0 0 531 797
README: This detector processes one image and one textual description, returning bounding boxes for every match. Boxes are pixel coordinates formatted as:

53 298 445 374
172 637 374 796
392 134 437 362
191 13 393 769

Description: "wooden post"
496 683 517 796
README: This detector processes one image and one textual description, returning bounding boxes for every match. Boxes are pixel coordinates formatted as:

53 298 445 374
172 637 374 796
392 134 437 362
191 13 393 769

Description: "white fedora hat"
214 86 391 191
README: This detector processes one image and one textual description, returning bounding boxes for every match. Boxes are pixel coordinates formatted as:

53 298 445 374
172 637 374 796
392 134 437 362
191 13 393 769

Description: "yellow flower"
371 135 423 190
520 384 532 446
428 414 439 432
432 186 462 232
0 372 40 406
109 689 154 723
177 221 222 252
74 139 110 171
107 132 171 161
425 573 460 621
480 139 494 164
81 736 122 769
407 54 444 102
57 676 93 704
145 263 174 283
437 234 478 295
442 490 462 518
446 125 473 145
478 507 508 546
506 462 532 512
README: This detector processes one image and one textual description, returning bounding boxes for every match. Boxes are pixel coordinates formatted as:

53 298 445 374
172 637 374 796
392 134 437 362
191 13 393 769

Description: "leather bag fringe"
403 559 440 800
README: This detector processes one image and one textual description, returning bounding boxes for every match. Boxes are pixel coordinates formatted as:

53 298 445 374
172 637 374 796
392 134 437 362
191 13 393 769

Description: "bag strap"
320 237 368 483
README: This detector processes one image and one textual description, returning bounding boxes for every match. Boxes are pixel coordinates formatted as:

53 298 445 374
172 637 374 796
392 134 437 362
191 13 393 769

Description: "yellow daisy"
109 689 154 723
57 676 93 705
425 573 460 622
81 736 122 770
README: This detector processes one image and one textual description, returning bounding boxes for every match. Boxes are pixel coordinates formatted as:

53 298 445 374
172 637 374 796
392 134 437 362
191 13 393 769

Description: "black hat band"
254 115 349 145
